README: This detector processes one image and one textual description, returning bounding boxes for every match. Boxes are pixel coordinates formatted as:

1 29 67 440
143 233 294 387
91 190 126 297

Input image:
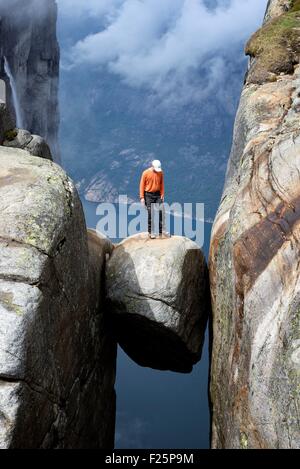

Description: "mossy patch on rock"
290 0 300 13
245 5 300 84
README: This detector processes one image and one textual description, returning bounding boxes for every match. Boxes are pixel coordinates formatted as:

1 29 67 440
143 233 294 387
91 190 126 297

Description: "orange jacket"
140 168 164 200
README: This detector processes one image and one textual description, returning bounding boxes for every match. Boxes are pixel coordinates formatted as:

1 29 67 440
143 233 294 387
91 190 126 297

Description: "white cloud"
58 0 268 106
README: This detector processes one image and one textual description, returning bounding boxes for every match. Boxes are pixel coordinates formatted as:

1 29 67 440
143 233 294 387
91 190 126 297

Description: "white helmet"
152 159 162 172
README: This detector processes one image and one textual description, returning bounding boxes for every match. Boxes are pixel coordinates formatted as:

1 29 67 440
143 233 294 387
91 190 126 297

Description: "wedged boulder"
106 233 209 373
3 128 52 160
0 147 117 448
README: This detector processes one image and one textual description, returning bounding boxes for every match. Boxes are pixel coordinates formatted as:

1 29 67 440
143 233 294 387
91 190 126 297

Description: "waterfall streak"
4 56 24 128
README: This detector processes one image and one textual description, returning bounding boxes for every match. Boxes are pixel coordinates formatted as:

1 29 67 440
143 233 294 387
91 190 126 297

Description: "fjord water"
82 198 212 448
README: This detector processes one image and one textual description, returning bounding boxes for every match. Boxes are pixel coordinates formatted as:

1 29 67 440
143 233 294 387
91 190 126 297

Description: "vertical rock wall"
209 0 300 449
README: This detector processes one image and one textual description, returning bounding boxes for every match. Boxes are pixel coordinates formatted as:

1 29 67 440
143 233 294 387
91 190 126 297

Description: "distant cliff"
0 0 60 161
210 0 300 448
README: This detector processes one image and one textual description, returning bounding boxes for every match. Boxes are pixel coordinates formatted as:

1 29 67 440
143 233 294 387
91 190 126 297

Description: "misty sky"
57 0 267 106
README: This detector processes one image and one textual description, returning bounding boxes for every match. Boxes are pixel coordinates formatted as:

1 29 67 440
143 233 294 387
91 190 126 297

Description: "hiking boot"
159 231 171 239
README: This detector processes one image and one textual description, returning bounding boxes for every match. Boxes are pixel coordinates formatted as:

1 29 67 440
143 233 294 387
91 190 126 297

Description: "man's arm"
160 172 165 201
140 171 146 202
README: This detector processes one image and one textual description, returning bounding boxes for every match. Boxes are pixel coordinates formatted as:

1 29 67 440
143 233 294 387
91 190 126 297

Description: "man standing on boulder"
140 160 168 239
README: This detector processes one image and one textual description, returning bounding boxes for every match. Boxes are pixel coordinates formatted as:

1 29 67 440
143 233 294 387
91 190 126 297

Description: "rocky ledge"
3 128 52 160
0 98 52 161
106 233 210 373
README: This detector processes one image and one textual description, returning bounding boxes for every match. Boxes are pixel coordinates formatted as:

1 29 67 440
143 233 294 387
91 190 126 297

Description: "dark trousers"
144 191 163 234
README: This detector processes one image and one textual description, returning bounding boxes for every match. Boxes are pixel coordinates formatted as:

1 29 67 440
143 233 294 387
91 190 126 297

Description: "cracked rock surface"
0 147 117 448
210 0 300 449
106 233 210 373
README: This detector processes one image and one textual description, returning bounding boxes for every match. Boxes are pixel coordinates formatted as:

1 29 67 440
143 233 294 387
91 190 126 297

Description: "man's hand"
141 198 145 205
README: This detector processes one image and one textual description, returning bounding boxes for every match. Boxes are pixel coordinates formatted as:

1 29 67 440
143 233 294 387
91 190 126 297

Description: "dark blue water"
82 198 212 449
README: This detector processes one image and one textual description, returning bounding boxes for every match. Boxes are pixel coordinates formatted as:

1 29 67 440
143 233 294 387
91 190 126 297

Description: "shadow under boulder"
106 233 210 373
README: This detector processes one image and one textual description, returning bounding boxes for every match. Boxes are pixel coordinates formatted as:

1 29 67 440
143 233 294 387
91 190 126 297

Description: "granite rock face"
210 0 300 449
106 233 209 373
0 0 60 161
0 147 117 448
